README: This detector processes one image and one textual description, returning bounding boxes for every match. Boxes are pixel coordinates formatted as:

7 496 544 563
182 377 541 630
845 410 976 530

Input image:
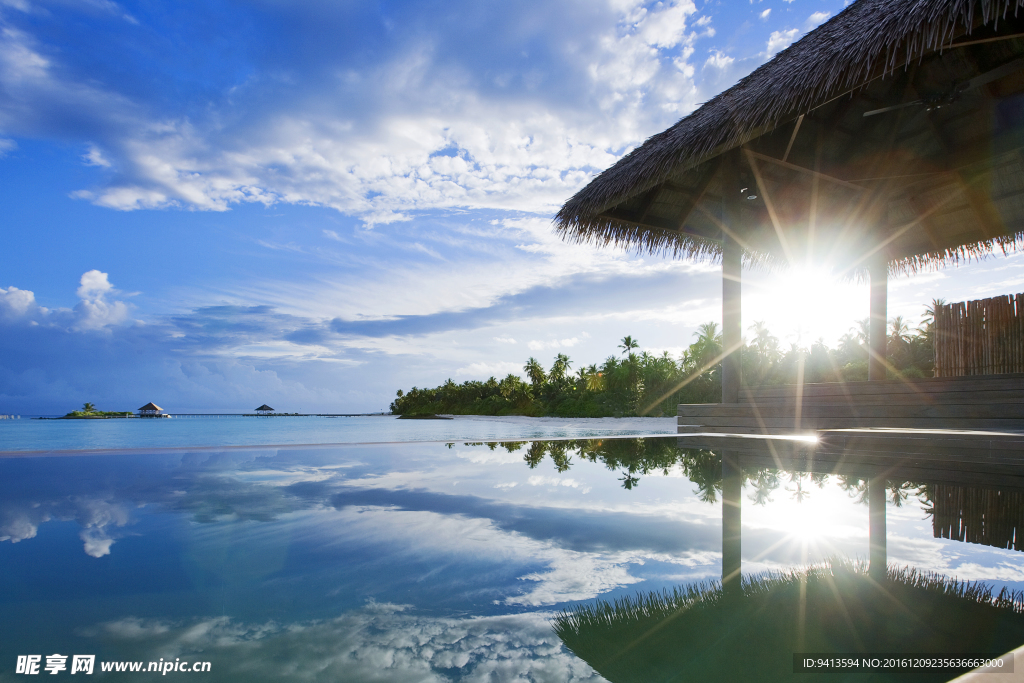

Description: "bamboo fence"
930 484 1023 551
933 293 1024 377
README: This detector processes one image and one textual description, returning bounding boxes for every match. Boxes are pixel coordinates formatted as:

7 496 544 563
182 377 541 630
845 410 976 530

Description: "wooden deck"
678 373 1024 435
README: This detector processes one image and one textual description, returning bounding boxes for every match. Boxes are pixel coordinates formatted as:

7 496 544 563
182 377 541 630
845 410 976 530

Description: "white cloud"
705 50 734 70
77 269 114 299
528 475 584 489
74 270 130 330
760 8 771 20
765 28 800 56
0 138 15 156
806 11 831 28
527 337 580 351
0 285 38 317
0 1 706 223
493 336 516 344
83 144 111 167
454 360 523 378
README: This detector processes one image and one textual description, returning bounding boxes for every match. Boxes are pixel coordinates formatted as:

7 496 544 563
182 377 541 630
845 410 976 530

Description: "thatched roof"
255 404 274 411
138 402 162 411
556 0 1024 275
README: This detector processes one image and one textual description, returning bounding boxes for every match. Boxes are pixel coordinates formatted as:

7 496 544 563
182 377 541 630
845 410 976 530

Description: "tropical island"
391 307 938 418
59 402 133 419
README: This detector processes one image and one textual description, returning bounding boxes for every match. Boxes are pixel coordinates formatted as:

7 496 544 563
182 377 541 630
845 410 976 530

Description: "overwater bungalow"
137 402 166 418
557 0 1024 435
255 404 275 416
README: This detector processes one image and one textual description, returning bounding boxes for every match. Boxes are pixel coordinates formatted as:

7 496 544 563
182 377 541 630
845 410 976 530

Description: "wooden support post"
722 221 742 404
722 451 742 595
869 256 888 381
868 475 887 582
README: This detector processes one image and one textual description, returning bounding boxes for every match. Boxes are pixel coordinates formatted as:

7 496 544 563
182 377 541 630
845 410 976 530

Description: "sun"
743 263 868 347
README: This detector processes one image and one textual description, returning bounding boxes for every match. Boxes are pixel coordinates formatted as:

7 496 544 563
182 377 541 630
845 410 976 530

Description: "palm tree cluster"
390 302 941 417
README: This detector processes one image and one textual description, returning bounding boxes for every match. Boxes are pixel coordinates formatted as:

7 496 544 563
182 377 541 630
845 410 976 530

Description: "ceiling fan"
863 55 1024 117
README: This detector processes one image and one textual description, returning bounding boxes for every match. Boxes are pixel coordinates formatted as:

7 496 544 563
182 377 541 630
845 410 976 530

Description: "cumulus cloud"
0 285 37 317
760 8 771 20
77 269 114 299
705 50 735 70
765 28 800 56
527 337 580 351
0 0 707 223
1 271 131 331
807 11 832 28
75 270 132 330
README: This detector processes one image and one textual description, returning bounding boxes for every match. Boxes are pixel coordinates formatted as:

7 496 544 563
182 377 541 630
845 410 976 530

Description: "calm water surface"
0 415 675 452
1 435 1022 681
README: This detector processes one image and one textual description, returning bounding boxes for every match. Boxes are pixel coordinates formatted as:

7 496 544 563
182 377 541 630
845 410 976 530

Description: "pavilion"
255 404 275 416
137 402 165 418
557 0 1024 434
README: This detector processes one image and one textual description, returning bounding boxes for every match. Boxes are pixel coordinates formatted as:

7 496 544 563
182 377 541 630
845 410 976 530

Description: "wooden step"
676 415 1024 428
679 403 1024 419
735 390 1024 407
741 374 1024 400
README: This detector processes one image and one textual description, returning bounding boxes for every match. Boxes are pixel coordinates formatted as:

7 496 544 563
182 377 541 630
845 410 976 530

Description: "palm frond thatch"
556 0 1024 272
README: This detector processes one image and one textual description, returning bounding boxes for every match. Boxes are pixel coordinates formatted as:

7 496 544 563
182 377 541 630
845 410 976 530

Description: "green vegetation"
391 305 939 417
61 402 133 419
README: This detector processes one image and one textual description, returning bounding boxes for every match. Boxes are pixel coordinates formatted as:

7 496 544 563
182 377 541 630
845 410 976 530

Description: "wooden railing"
934 293 1024 377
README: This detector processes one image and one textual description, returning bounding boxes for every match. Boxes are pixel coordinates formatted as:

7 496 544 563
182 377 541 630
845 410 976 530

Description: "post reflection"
511 435 1024 682
868 474 887 582
721 450 742 594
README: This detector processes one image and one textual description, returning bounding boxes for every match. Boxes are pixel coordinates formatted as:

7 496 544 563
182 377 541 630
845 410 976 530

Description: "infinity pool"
1 435 1021 681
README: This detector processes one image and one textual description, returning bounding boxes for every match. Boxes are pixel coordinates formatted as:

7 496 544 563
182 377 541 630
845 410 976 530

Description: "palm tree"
921 298 947 329
690 322 722 370
82 402 96 413
889 316 911 344
524 357 546 388
584 364 604 392
550 353 572 383
921 298 947 342
855 318 870 345
618 335 639 355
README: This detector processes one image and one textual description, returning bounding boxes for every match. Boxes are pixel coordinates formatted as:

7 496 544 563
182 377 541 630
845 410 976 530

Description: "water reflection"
3 436 1024 681
500 435 1024 681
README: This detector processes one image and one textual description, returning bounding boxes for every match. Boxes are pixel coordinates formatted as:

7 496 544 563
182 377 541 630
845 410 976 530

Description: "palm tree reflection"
481 437 1024 680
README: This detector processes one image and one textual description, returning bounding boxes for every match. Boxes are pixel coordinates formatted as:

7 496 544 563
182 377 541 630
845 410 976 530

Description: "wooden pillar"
868 475 887 582
868 256 887 381
721 451 742 595
722 221 742 404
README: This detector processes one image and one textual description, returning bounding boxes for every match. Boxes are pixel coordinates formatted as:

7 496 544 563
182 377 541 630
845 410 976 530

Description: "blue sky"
2 0 1023 414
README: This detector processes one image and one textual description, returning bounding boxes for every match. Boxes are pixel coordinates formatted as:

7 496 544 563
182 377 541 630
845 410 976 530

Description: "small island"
59 402 133 419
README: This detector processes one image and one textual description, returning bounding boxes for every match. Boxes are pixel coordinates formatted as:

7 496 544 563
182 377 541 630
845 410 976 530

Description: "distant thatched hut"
557 0 1024 405
255 404 274 416
138 402 164 418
